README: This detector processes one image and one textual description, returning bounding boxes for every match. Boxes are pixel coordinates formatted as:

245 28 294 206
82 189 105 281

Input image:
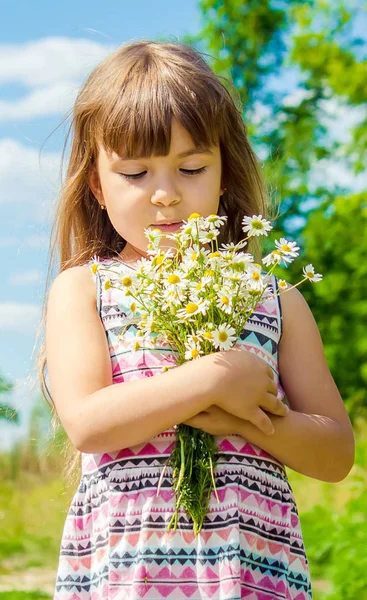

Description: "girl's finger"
249 407 275 435
267 378 278 396
261 392 289 417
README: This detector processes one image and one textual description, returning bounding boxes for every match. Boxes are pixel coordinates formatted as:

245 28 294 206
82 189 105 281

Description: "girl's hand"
181 404 242 437
198 348 288 435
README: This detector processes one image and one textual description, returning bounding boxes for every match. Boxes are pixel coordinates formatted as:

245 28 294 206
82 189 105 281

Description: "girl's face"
89 117 224 263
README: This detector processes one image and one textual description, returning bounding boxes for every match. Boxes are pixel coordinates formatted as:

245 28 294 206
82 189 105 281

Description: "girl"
42 40 354 599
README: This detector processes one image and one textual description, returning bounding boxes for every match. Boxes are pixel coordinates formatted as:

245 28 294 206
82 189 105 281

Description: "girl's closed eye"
119 167 207 180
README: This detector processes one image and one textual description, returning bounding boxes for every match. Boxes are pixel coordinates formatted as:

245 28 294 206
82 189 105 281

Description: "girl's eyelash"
119 167 207 180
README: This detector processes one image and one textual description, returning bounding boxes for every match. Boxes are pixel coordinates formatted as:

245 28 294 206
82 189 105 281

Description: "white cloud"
8 269 44 286
0 37 115 121
0 303 41 333
0 37 114 87
0 138 61 221
0 82 79 121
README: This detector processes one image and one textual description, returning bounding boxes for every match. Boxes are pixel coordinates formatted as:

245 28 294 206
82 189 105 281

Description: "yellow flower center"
153 255 165 266
189 212 201 219
203 331 214 340
221 295 230 305
191 349 200 359
204 269 215 277
281 244 292 252
272 250 282 257
196 282 202 290
130 302 136 312
91 263 99 274
306 271 314 278
209 252 221 259
218 331 229 342
104 280 111 290
192 335 200 342
191 252 198 262
133 341 141 351
252 272 260 281
121 276 133 287
168 274 181 284
207 214 218 222
186 302 198 314
252 220 264 230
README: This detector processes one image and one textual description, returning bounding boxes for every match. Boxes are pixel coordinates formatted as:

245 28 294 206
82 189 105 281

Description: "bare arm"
235 409 353 483
235 285 355 483
77 361 213 453
46 265 213 454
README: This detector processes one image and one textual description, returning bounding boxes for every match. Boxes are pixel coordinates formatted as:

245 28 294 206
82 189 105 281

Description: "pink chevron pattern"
53 256 312 599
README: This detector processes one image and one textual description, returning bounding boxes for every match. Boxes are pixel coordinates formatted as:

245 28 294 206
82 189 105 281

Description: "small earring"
100 204 106 210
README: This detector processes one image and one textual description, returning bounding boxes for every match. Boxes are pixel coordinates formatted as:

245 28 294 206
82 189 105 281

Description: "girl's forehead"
97 141 219 164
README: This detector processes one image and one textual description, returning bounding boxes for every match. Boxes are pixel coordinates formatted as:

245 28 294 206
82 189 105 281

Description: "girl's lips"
151 221 183 232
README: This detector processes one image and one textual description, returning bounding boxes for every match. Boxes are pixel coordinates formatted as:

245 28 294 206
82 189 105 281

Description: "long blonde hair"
32 39 278 486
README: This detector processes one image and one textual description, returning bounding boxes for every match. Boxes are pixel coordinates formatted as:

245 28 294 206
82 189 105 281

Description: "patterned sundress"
54 256 313 599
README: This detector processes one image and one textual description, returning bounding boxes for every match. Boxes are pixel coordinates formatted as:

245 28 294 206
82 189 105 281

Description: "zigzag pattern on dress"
53 256 312 599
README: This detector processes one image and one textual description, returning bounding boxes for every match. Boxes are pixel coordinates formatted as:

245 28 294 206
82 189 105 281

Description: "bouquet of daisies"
91 213 322 535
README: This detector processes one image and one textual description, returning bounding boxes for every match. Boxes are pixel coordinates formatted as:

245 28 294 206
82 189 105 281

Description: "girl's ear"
88 167 103 204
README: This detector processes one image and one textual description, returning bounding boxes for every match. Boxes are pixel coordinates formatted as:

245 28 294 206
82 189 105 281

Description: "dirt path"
0 567 56 595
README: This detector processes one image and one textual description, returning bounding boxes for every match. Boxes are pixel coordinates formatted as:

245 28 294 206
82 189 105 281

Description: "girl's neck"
118 244 149 267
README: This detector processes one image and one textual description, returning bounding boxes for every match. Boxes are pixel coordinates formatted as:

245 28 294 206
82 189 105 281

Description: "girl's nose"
151 189 181 206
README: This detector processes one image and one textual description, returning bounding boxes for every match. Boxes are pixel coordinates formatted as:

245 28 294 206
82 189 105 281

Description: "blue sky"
1 1 366 450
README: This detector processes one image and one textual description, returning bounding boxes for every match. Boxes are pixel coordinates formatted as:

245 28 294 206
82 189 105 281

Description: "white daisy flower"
161 287 185 310
216 288 234 314
205 214 228 230
198 228 220 244
278 279 289 290
242 214 273 237
303 264 323 283
245 264 266 292
164 270 187 292
207 251 223 265
188 276 212 294
144 227 165 245
90 254 101 275
220 240 248 251
187 332 204 344
212 323 237 351
275 238 300 258
184 340 204 361
181 247 210 271
262 250 283 266
176 298 211 320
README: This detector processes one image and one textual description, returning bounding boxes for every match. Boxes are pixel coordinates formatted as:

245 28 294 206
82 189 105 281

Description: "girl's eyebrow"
114 147 214 161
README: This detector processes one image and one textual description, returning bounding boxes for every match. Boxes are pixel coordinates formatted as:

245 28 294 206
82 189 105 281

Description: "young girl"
43 40 354 599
